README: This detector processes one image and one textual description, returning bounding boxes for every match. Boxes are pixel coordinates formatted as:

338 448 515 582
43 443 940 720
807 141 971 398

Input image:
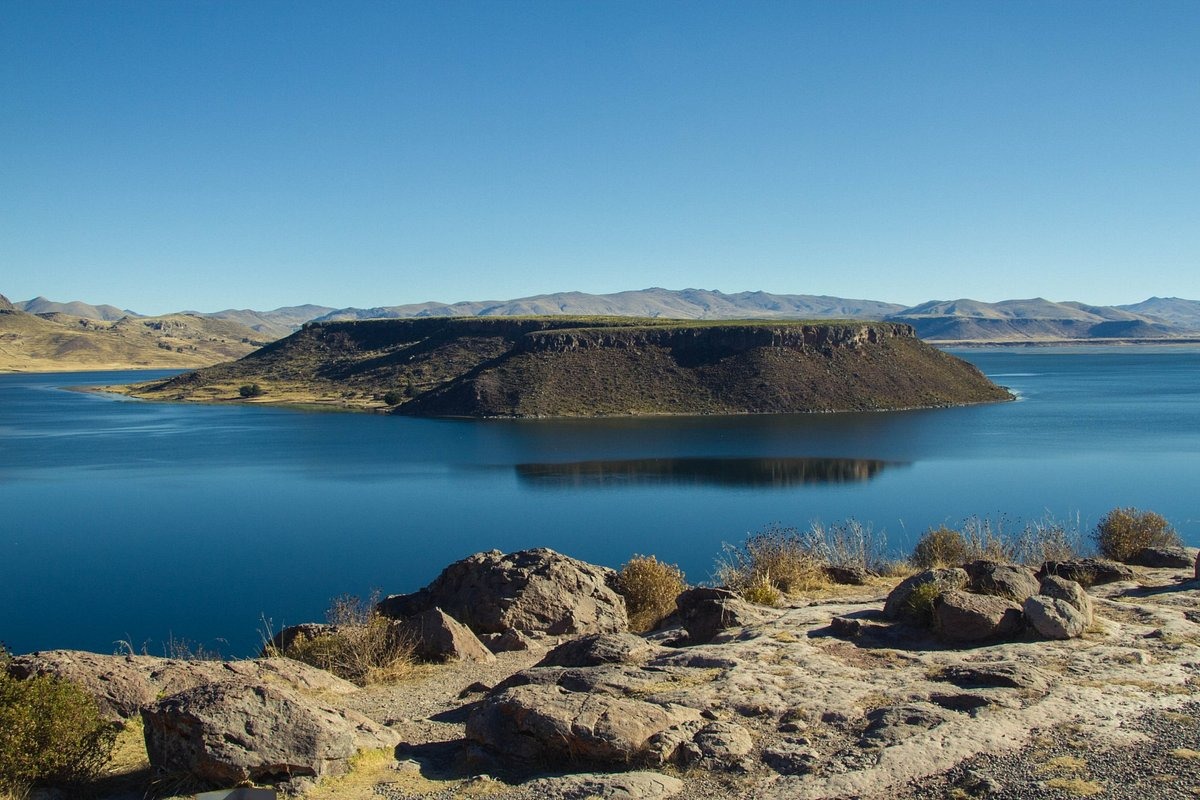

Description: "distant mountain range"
309 288 907 324
890 296 1199 341
7 290 1200 359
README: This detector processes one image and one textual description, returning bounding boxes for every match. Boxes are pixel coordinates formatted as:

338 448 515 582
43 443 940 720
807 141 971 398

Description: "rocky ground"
333 569 1200 800
11 549 1200 800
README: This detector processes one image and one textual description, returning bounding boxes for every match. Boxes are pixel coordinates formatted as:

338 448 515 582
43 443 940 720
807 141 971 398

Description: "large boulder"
141 679 396 785
933 590 1024 643
963 560 1040 603
6 651 356 721
1129 546 1196 569
396 607 495 663
377 548 627 637
883 568 968 621
675 587 768 644
465 683 702 764
1038 575 1093 625
1038 559 1134 587
1024 596 1088 640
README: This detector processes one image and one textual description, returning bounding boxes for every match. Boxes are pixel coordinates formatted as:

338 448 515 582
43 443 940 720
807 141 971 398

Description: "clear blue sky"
2 1 1197 314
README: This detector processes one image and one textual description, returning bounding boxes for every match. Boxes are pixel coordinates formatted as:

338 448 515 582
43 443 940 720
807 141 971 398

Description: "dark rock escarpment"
124 316 1013 417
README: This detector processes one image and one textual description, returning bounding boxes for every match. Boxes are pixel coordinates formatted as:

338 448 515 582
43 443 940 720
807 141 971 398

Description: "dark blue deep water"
2 347 1198 655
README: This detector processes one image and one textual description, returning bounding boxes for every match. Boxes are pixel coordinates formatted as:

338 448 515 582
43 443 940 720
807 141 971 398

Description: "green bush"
238 383 263 398
904 581 944 628
382 390 404 406
1093 507 1181 563
617 555 687 632
911 526 969 569
0 666 116 793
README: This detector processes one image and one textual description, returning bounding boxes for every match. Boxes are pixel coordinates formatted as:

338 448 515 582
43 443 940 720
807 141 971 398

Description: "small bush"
740 574 783 606
0 668 117 793
238 383 263 398
904 582 944 628
1093 507 1180 563
910 526 969 569
382 390 404 406
617 555 687 632
280 593 415 686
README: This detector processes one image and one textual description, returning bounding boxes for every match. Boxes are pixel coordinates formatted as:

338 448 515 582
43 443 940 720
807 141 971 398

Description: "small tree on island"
238 383 263 398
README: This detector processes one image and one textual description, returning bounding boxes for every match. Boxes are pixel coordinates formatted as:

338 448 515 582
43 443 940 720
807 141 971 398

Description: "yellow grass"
1045 777 1104 796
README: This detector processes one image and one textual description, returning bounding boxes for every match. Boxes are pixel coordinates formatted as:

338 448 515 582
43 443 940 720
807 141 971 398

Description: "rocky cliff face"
123 317 1012 416
0 293 15 312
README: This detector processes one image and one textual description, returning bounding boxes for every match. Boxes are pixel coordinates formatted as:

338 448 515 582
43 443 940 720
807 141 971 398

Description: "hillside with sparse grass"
0 294 270 373
115 316 1012 416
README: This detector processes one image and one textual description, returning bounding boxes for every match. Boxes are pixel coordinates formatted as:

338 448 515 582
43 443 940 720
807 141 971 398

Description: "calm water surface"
2 347 1198 655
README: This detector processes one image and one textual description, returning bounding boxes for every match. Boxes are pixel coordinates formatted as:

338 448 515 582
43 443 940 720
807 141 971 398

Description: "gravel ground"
899 702 1200 799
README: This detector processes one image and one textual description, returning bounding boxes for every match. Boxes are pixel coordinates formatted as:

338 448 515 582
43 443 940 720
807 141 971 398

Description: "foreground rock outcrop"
8 548 1200 799
117 316 1012 416
141 679 396 785
377 547 628 642
5 651 357 721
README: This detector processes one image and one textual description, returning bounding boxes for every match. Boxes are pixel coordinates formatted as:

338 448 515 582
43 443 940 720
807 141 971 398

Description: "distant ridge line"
7 289 1200 342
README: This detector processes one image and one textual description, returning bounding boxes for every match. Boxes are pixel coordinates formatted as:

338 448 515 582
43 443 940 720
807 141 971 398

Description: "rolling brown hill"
120 316 1012 417
0 295 270 373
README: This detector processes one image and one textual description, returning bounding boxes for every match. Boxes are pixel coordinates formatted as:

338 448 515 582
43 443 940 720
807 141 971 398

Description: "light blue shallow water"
2 347 1198 655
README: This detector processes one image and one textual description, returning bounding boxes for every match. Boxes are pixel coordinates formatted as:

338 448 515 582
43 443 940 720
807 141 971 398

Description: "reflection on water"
516 456 904 488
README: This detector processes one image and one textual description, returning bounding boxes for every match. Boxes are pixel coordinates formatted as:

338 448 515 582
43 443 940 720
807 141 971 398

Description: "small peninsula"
115 316 1012 416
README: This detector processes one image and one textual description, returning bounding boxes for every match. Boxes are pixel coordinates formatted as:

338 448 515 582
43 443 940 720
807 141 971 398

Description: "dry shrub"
1093 507 1180 563
911 514 1085 569
803 518 889 572
0 650 117 794
281 593 415 686
715 524 830 599
911 526 969 569
1010 513 1084 564
617 555 687 632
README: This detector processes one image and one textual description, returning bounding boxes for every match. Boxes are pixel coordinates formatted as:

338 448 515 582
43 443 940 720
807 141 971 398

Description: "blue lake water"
2 347 1198 656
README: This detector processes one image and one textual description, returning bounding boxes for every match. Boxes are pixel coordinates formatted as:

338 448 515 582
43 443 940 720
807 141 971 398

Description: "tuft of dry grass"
715 520 890 601
908 513 1085 569
715 524 829 599
616 555 687 632
1036 755 1088 774
1045 777 1104 796
274 593 416 686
